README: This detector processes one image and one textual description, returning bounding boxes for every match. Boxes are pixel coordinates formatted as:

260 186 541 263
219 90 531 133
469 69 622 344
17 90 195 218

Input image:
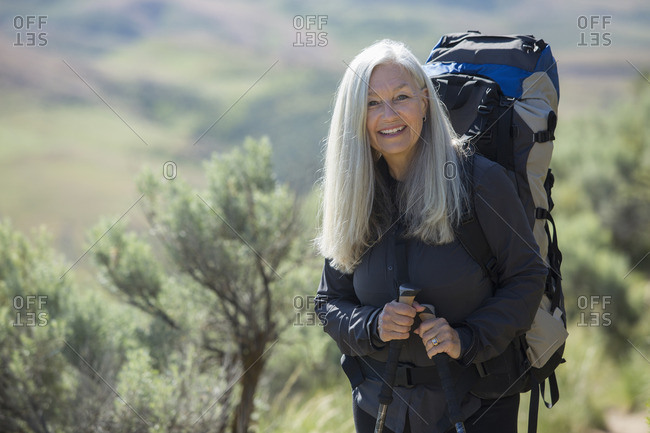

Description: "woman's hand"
377 301 424 342
415 316 462 360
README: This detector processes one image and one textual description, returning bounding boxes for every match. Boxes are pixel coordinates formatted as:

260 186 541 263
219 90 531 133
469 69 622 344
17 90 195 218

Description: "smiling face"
366 63 429 179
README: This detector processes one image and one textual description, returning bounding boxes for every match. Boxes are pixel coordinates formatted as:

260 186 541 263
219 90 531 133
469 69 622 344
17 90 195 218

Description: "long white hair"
317 39 468 273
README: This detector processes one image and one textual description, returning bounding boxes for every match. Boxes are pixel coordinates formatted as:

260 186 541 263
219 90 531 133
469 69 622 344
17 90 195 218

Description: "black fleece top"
315 155 547 432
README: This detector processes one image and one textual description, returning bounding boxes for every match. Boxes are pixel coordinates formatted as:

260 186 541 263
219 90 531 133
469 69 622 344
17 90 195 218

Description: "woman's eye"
395 94 409 102
368 100 380 107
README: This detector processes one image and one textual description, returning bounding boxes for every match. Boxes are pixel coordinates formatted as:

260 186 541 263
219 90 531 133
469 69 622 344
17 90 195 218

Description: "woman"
315 39 547 433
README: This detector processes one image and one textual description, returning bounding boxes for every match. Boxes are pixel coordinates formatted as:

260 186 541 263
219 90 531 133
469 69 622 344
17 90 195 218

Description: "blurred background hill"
1 0 649 261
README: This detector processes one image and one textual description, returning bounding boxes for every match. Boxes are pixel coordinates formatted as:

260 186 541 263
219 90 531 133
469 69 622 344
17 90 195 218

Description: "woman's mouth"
378 125 406 136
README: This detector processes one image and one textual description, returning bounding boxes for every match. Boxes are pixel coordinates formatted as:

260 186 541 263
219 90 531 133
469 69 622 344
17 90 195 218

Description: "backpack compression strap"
528 372 560 433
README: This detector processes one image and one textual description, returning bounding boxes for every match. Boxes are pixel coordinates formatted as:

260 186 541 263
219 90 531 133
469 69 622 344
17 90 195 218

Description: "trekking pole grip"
374 284 420 433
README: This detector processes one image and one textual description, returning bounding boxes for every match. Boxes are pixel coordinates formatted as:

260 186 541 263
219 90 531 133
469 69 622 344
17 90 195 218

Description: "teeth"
379 126 405 135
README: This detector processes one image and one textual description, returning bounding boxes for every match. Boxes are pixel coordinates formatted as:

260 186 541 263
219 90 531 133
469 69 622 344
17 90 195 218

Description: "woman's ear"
420 87 430 118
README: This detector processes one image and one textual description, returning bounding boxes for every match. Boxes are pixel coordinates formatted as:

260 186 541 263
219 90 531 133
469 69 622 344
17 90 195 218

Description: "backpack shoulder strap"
454 154 499 285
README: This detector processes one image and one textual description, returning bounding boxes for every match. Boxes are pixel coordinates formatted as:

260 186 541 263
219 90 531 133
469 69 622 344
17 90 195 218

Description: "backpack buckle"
394 366 415 388
533 130 554 143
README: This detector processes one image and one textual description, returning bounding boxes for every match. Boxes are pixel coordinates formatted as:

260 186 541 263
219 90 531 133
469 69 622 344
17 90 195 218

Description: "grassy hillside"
1 0 649 267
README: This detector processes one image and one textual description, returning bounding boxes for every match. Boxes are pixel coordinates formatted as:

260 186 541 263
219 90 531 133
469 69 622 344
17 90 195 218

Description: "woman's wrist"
367 308 386 349
453 324 478 366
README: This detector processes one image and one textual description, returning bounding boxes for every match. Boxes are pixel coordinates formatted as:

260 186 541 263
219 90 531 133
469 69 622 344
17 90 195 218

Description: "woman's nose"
381 101 399 120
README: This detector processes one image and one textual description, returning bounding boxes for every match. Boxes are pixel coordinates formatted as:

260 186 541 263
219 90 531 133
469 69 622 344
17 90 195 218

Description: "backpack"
424 31 567 433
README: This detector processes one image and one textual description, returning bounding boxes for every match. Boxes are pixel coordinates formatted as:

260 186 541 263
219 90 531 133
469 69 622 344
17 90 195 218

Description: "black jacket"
315 155 547 432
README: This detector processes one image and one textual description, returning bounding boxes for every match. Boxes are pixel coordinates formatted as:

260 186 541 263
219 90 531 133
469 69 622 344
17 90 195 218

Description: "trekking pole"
419 305 466 433
374 284 420 433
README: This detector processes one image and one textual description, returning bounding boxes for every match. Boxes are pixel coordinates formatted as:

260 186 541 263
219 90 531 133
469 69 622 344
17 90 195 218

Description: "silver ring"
431 337 439 346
